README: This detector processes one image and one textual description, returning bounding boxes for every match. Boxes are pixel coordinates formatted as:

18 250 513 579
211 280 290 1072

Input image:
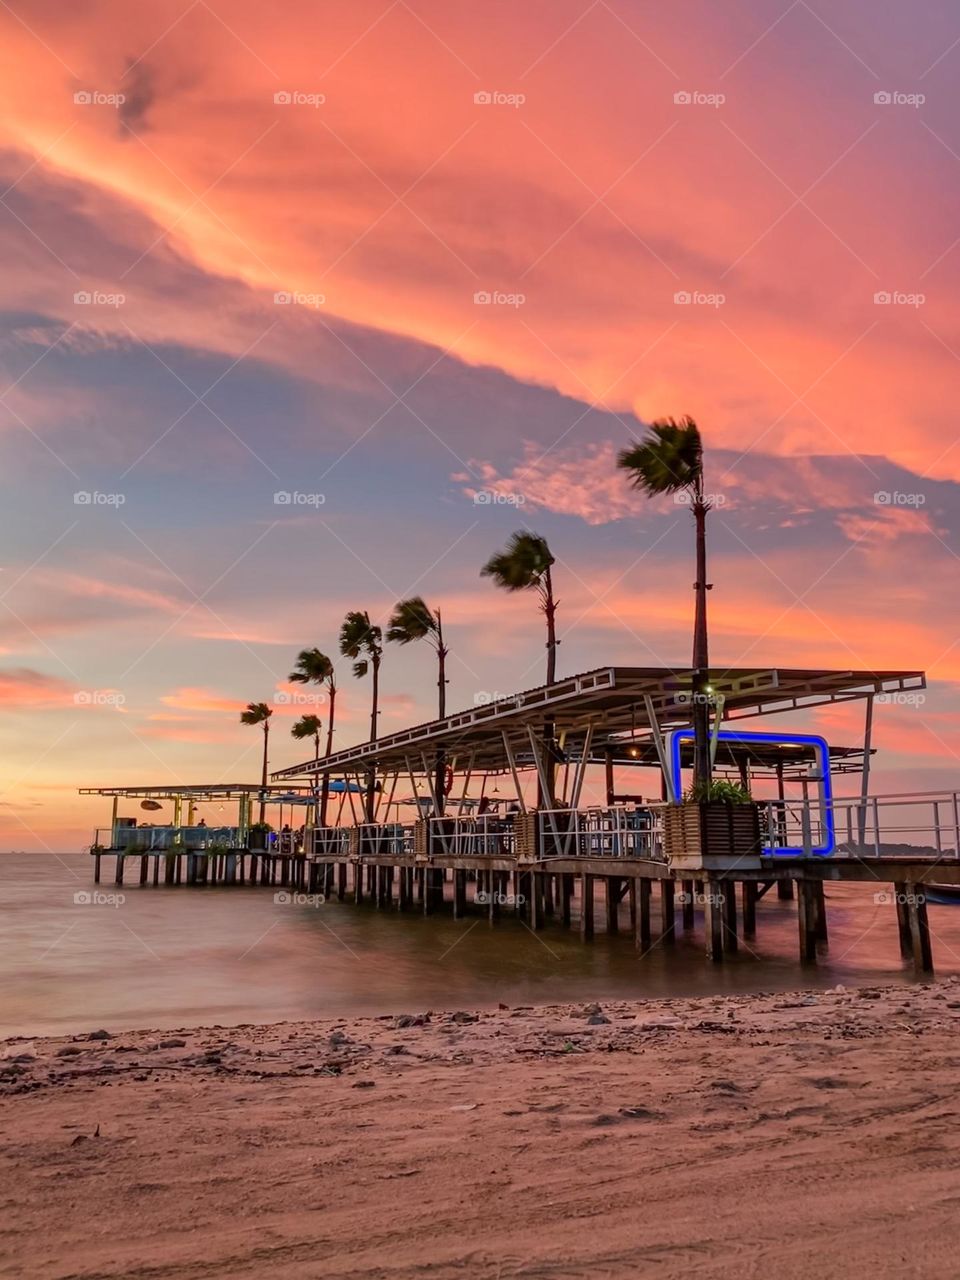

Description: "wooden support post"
337 862 347 901
606 877 620 934
115 855 125 886
560 873 573 927
453 869 466 918
94 853 101 884
579 873 594 941
797 880 817 963
542 874 555 918
682 880 695 929
704 879 724 963
488 870 499 923
723 883 738 953
660 880 675 942
813 881 828 943
152 856 160 886
355 863 364 905
529 872 541 930
742 881 757 939
175 855 182 885
777 880 795 900
906 889 934 974
893 881 912 956
637 880 651 951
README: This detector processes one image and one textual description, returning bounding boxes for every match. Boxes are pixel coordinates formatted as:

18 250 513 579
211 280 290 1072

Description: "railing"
307 827 352 858
537 806 665 860
427 815 518 858
95 826 239 851
764 790 960 858
356 822 414 858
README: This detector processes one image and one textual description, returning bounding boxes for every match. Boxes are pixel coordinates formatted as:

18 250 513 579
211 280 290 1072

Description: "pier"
82 664 949 974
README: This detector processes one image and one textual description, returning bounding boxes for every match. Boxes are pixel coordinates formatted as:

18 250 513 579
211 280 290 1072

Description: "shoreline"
2 980 959 1278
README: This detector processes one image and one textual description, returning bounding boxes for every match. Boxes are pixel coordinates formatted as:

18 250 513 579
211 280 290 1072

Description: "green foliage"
339 610 383 679
686 779 752 804
618 416 703 499
291 713 322 742
289 648 334 687
481 531 554 593
387 597 440 647
240 701 272 726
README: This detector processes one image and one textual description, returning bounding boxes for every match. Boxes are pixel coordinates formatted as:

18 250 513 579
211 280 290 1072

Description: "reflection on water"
2 853 959 1037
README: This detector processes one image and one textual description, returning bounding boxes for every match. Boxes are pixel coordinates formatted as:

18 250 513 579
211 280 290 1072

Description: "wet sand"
2 982 958 1278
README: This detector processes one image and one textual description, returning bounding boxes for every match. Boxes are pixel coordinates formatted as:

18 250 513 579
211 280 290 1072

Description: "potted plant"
247 822 273 853
662 780 763 871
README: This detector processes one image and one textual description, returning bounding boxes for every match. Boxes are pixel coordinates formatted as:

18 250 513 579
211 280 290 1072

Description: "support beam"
704 879 723 962
579 873 594 941
906 888 933 974
636 879 651 951
660 880 675 942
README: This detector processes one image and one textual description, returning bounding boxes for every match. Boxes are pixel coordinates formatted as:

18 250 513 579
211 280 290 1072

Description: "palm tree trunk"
320 681 335 826
541 567 558 809
692 499 712 788
259 722 269 824
365 658 380 822
435 619 447 816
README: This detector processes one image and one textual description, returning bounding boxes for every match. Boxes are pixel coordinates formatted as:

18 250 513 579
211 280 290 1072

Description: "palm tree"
387 597 449 811
482 531 560 807
340 610 383 820
240 702 272 823
481 531 559 683
618 416 712 787
289 649 336 824
386 597 448 717
291 713 323 827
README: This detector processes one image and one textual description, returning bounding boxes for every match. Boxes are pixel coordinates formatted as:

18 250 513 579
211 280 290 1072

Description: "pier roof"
271 664 924 779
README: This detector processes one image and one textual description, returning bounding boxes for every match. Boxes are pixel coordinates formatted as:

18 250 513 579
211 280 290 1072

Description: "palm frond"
291 713 322 740
481 531 554 591
289 647 333 685
386 596 437 645
617 415 702 497
240 701 271 726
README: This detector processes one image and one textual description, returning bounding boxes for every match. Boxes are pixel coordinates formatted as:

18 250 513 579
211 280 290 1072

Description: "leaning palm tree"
291 713 323 827
386 597 448 717
240 702 272 823
340 610 384 820
481 531 559 683
482 531 560 807
618 416 712 786
289 649 336 823
387 597 449 812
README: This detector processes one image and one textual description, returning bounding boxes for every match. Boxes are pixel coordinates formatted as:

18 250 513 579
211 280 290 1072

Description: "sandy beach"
1 981 958 1279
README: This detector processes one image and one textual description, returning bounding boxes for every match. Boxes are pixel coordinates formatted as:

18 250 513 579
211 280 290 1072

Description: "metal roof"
79 783 314 800
271 664 925 779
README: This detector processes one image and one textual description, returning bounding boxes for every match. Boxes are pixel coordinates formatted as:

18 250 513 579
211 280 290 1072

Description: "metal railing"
95 825 239 851
307 827 352 858
537 806 665 860
427 815 518 858
356 822 414 858
764 790 960 858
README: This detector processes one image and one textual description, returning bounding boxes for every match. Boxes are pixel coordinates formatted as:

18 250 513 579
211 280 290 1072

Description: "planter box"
663 801 762 872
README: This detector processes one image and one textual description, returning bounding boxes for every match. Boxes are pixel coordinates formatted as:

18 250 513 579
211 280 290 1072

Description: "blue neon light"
667 728 836 857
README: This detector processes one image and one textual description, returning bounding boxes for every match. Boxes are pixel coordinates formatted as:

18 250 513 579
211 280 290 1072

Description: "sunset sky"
1 0 959 847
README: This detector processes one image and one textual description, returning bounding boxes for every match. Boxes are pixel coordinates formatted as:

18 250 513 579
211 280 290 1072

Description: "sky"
1 0 959 848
